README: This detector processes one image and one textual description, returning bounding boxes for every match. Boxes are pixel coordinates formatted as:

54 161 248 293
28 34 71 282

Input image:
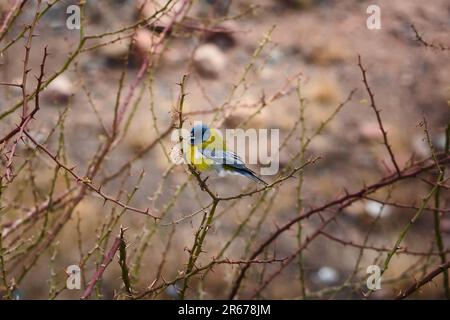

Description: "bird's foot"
200 176 209 190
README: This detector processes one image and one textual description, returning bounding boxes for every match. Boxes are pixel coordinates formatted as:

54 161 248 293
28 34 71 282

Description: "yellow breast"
186 145 214 171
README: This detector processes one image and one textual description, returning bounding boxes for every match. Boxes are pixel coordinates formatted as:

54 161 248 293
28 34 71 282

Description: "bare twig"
358 55 401 176
411 24 450 51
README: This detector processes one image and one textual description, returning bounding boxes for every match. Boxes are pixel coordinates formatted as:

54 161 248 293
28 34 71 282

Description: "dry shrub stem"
358 55 401 177
81 229 125 300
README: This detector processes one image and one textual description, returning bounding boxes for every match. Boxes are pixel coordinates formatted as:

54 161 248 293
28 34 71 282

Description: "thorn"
343 187 349 196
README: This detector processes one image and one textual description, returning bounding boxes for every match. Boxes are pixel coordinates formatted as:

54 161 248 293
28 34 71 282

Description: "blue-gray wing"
201 149 245 166
201 149 268 185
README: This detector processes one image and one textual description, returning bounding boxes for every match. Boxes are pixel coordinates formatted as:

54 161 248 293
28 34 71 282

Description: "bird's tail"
236 168 268 186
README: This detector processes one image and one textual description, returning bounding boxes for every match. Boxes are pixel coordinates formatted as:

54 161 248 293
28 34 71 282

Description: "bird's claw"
200 176 209 190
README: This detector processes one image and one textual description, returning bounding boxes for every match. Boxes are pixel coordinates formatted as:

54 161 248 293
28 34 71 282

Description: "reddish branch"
3 46 47 180
134 257 287 299
397 260 450 299
15 3 193 221
228 154 450 299
1 187 76 239
249 210 340 299
319 230 450 257
358 55 401 176
0 0 26 42
22 131 160 219
2 2 45 181
114 0 190 132
363 196 450 213
0 0 195 297
20 0 42 119
250 177 449 299
81 232 122 299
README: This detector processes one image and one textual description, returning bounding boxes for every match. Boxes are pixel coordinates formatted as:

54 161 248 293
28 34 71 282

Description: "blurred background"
0 0 449 299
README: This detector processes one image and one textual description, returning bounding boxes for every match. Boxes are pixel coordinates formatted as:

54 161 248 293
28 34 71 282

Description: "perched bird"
186 123 268 185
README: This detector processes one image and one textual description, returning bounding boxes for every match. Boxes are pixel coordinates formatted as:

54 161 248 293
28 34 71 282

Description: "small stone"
124 115 156 152
434 133 446 151
204 0 231 16
345 201 365 217
305 40 350 66
303 76 342 106
313 266 339 285
133 28 163 58
365 200 392 219
164 284 179 298
359 121 382 141
137 0 165 18
134 29 153 54
411 132 446 157
99 39 130 64
277 0 315 9
204 21 238 50
260 67 277 80
267 48 284 65
138 0 184 26
193 44 226 78
441 219 450 234
43 75 74 104
11 288 24 300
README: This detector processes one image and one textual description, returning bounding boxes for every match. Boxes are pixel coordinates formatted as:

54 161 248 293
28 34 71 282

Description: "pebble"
313 266 339 285
193 44 226 78
359 121 382 141
134 29 157 55
99 39 130 64
365 200 392 219
204 21 238 50
43 75 74 104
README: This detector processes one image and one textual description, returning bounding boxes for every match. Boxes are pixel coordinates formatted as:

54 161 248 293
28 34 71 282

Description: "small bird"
186 123 267 185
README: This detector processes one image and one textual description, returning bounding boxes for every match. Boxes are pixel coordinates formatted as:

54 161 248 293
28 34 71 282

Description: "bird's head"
190 123 211 146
